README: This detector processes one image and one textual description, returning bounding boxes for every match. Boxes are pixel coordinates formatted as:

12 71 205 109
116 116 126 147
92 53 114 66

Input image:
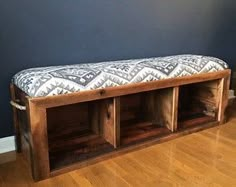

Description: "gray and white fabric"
13 55 228 97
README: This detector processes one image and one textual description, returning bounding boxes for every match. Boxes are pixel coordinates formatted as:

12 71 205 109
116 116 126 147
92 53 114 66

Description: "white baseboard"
0 136 15 154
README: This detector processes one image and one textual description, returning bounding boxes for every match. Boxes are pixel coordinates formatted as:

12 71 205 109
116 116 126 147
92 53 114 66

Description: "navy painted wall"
0 0 236 138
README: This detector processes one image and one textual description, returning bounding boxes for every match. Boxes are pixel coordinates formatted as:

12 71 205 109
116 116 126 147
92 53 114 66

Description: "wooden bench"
10 55 231 181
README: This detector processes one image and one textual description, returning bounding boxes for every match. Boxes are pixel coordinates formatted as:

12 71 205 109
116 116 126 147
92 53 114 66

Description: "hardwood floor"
1 103 236 186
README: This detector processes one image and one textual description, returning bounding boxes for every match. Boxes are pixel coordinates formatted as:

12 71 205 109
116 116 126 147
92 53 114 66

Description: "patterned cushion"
13 55 228 97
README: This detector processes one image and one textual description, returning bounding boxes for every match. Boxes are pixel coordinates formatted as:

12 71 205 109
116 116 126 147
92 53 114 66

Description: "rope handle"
10 100 26 111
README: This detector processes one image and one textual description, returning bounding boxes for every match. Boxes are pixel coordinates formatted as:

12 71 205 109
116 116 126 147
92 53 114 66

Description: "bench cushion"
13 55 228 97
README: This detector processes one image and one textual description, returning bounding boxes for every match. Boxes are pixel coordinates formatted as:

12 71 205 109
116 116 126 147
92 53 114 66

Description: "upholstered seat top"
13 55 228 97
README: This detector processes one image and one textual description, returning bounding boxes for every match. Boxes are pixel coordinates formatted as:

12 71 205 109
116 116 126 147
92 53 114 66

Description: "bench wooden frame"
10 69 231 181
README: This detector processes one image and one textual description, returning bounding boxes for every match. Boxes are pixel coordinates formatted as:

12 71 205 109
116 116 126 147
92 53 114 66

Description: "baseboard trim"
0 136 15 154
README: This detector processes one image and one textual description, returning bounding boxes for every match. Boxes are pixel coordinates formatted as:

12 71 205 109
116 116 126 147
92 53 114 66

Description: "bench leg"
27 100 50 181
10 84 22 153
218 76 230 124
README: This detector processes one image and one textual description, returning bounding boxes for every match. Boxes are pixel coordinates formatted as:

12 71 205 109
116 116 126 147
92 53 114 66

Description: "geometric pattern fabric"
13 55 228 97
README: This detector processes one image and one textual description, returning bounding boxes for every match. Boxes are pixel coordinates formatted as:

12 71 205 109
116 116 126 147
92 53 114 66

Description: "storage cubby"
45 80 221 171
178 80 220 129
119 88 176 146
46 99 117 171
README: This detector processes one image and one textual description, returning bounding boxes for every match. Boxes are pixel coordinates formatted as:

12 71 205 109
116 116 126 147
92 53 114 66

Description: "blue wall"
0 0 236 138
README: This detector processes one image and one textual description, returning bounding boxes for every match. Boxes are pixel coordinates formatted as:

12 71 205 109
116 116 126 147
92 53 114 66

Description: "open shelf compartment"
119 88 177 146
178 79 221 129
46 98 118 171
